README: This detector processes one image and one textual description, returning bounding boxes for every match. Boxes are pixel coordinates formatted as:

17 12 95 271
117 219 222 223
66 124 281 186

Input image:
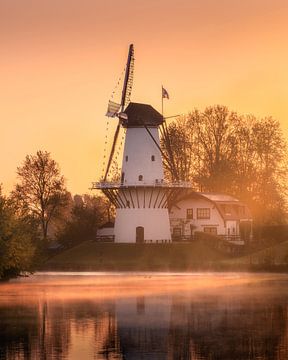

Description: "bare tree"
162 115 199 183
162 105 288 224
12 151 68 242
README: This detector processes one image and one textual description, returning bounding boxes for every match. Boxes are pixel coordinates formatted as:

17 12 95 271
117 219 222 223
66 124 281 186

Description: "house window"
125 155 128 162
151 155 155 161
173 227 182 237
126 200 130 207
186 208 193 219
139 175 143 181
197 208 210 219
204 227 217 235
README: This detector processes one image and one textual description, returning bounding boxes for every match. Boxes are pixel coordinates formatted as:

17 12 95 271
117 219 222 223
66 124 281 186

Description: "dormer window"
151 155 155 161
139 175 143 181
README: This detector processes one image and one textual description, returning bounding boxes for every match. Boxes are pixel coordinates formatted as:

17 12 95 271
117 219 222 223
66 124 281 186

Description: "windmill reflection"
1 279 288 360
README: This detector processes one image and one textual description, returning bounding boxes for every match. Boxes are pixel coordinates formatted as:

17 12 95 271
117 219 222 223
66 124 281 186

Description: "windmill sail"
106 100 121 117
120 44 134 111
103 44 134 181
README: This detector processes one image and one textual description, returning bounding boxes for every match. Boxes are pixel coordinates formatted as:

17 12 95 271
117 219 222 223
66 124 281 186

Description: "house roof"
123 102 163 127
99 221 115 229
199 192 240 202
172 191 252 221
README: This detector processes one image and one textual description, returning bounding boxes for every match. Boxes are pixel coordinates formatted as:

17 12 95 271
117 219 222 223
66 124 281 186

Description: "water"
1 272 288 360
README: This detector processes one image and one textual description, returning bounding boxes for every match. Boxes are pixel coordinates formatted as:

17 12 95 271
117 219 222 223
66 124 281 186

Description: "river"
1 272 288 359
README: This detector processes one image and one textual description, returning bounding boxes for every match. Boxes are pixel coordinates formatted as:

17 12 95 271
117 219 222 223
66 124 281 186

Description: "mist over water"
1 273 288 360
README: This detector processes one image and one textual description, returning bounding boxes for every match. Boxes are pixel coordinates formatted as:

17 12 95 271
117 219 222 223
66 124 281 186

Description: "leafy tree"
12 151 69 242
0 187 35 279
57 194 111 248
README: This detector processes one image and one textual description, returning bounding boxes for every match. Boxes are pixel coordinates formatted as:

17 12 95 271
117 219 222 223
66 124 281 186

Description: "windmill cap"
123 102 164 127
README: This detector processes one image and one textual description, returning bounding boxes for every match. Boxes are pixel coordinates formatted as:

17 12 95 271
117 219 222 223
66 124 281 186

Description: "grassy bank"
43 241 230 271
42 240 288 272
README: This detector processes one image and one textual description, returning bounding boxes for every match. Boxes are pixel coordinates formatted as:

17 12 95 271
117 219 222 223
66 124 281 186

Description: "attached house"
169 192 253 244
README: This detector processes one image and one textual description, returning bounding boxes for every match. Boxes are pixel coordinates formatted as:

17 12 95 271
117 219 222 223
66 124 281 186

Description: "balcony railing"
92 180 192 189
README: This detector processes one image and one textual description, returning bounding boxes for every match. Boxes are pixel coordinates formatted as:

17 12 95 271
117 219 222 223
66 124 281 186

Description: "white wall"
114 208 171 243
170 198 226 236
114 125 171 243
97 227 114 237
121 127 164 185
226 220 238 236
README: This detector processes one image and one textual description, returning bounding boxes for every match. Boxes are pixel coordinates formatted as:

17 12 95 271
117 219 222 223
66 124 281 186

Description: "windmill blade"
104 123 121 181
106 100 121 117
120 44 134 111
103 44 135 181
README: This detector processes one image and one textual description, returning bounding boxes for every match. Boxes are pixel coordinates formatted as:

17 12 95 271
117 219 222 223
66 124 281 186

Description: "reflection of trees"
0 299 122 360
1 286 288 360
0 304 40 359
167 295 288 360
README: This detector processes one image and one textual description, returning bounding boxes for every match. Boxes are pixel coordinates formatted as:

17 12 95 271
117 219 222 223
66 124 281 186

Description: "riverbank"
42 240 288 272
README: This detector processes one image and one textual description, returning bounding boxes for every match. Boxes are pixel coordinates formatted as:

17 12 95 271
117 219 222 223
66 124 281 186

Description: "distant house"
96 221 115 242
169 192 253 245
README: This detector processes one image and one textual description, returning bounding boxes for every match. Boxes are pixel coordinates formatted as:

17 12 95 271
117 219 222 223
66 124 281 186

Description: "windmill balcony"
91 180 192 189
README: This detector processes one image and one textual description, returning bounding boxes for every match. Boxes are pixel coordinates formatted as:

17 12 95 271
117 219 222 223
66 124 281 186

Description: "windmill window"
125 155 128 162
138 175 143 181
151 155 155 161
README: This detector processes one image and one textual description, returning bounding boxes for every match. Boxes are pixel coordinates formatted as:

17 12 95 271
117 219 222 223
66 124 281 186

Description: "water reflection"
0 273 288 360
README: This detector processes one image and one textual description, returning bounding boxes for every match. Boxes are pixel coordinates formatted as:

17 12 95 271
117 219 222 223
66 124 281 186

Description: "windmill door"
136 226 144 243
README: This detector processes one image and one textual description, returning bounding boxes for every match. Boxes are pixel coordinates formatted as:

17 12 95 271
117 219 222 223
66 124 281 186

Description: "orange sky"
1 0 288 195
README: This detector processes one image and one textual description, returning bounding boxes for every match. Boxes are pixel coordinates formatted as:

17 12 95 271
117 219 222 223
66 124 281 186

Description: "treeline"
162 105 288 224
0 151 111 279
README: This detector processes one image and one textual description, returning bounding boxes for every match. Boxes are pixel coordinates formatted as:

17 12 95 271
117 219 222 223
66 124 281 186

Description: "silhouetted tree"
12 151 69 242
57 194 112 248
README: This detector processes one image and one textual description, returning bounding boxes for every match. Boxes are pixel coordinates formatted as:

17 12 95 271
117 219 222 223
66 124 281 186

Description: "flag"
162 86 169 99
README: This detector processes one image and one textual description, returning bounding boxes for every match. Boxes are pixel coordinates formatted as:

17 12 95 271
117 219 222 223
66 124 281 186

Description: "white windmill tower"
93 44 190 243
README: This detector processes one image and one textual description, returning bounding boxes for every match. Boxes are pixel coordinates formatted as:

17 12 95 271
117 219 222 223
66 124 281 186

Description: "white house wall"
170 198 226 236
226 220 238 236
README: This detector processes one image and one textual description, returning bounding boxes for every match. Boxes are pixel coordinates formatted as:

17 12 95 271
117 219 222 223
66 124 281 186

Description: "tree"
161 116 199 183
57 194 111 248
0 187 35 279
162 106 288 224
12 151 68 242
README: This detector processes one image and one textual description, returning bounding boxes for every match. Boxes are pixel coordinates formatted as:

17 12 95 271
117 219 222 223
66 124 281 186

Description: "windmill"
92 44 191 243
103 44 179 183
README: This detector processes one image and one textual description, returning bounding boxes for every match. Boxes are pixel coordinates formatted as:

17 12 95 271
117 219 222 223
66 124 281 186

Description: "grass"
43 239 288 272
43 241 230 271
223 240 288 267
